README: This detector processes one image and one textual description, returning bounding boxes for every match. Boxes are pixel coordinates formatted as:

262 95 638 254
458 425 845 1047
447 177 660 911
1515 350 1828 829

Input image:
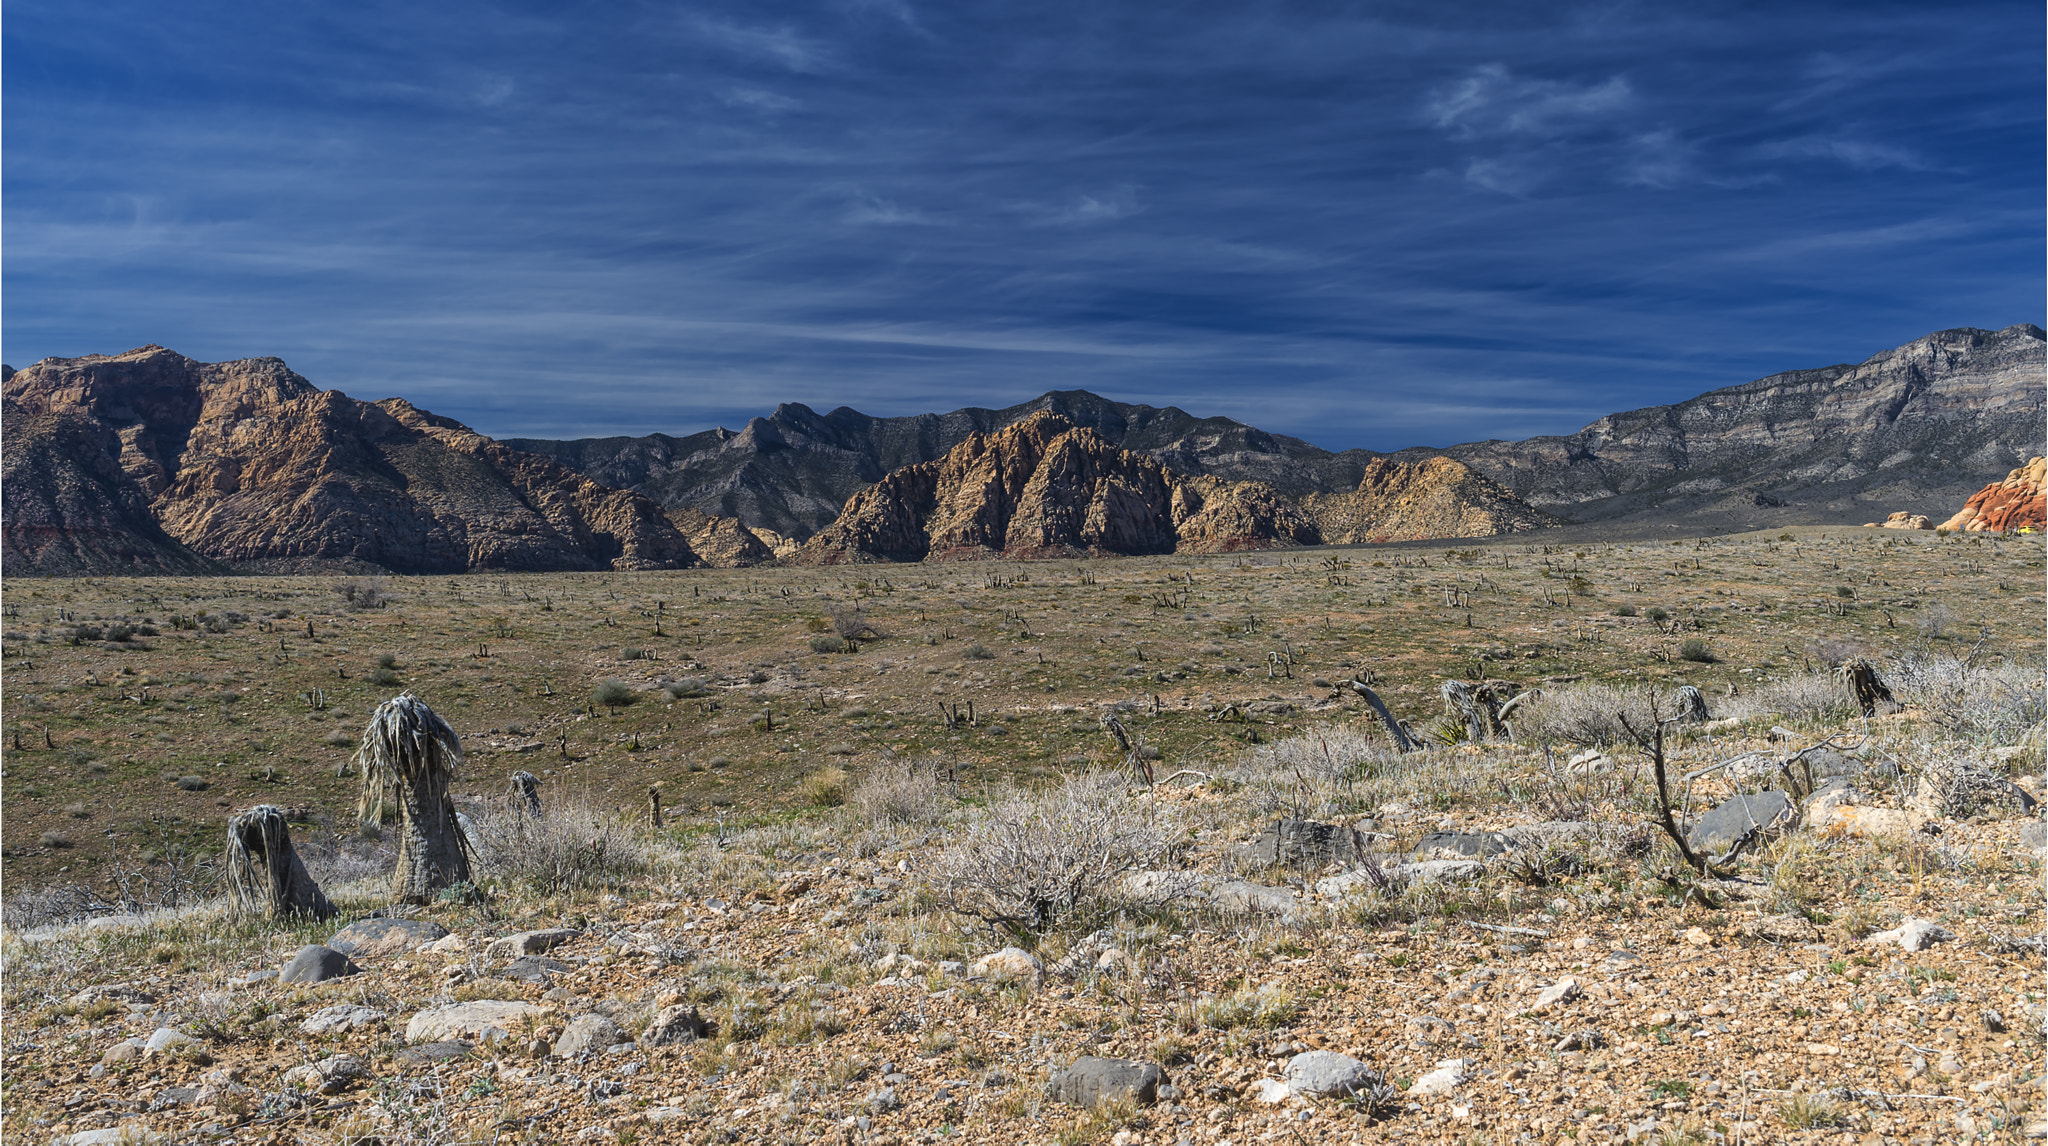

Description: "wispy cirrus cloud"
1425 65 1634 140
3 0 2038 451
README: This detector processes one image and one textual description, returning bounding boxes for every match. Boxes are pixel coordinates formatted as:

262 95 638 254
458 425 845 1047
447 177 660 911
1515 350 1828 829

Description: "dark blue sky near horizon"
5 1 2041 450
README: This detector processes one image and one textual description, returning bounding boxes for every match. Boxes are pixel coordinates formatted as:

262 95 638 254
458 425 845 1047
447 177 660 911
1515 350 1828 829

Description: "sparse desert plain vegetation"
1 524 2043 1145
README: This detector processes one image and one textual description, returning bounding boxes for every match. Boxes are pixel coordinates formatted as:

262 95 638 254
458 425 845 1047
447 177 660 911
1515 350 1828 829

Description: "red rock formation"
1 346 728 574
1940 457 2046 532
796 412 1318 563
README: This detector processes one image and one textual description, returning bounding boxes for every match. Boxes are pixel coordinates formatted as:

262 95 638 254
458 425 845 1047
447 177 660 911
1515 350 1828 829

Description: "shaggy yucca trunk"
224 805 337 920
358 693 471 904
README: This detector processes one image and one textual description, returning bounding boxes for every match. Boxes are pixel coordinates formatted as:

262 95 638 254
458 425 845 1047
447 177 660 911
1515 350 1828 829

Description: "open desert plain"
2 521 2043 1145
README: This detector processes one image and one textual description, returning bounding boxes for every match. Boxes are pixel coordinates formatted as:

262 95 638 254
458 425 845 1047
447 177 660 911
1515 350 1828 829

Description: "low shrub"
592 679 637 709
809 635 849 654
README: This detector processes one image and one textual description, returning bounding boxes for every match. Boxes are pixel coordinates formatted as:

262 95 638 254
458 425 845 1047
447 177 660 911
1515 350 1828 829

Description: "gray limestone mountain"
514 324 2045 541
1421 323 2046 529
0 347 765 576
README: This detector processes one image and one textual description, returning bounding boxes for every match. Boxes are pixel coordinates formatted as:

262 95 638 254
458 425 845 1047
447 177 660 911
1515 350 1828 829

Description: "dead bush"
1511 683 1661 746
930 771 1180 939
465 790 649 895
849 757 957 826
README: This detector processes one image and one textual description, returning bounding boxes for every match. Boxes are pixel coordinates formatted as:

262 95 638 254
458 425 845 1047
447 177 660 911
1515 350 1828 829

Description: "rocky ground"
4 700 2044 1145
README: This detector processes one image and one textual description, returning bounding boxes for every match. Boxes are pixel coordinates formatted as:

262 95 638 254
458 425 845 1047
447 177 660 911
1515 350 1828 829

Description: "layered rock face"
1299 457 1566 544
795 413 1319 563
1 347 720 575
1940 457 2046 532
1426 324 2044 525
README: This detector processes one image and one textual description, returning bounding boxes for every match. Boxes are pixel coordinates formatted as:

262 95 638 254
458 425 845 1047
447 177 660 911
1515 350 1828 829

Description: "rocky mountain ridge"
793 412 1321 563
510 324 2042 540
0 347 772 576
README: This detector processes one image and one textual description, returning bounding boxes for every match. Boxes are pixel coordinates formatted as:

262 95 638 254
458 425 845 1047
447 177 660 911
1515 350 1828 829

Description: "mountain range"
2 324 2038 576
510 323 2044 541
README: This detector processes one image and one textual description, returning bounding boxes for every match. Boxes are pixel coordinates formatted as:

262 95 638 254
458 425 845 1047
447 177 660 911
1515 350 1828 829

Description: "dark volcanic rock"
279 945 360 984
1687 792 1795 853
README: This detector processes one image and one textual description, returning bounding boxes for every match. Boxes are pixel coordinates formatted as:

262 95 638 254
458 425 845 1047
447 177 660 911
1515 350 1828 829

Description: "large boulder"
278 945 360 984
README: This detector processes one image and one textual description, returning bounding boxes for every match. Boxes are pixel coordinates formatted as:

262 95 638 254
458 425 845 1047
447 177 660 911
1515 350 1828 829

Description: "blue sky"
6 1 2040 450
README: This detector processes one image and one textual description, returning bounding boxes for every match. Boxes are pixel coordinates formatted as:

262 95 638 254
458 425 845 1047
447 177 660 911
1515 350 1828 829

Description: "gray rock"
484 928 580 959
1414 831 1515 859
499 955 572 983
2022 820 2047 849
867 1086 900 1114
1245 818 1371 869
282 1053 368 1095
1048 1056 1166 1107
1867 918 1955 953
1384 859 1487 884
969 947 1044 983
554 1013 627 1058
1500 821 1600 848
1686 791 1793 854
278 944 360 984
101 1038 147 1064
70 983 155 1007
395 1041 475 1066
1282 1050 1378 1096
52 1127 162 1146
642 1004 715 1046
405 1000 545 1043
142 1027 198 1058
300 1004 386 1035
327 917 450 959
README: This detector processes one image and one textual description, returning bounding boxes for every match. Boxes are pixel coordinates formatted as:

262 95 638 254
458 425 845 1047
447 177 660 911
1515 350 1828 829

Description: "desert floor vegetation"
0 524 2042 1143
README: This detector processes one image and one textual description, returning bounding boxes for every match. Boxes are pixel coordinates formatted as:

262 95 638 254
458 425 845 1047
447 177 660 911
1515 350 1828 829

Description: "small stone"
642 1004 714 1046
70 984 155 1007
300 1004 386 1035
2020 821 2046 850
867 1086 900 1114
419 933 469 955
142 1028 198 1058
1526 977 1582 1014
969 947 1044 983
1249 1078 1292 1104
1867 918 1955 953
101 1039 146 1064
1282 1050 1377 1097
483 928 580 959
1409 1058 1468 1096
278 945 360 984
396 1041 476 1066
554 1013 628 1058
282 1053 367 1095
1684 927 1713 947
327 917 450 959
499 955 572 984
1413 830 1514 860
1048 1056 1166 1106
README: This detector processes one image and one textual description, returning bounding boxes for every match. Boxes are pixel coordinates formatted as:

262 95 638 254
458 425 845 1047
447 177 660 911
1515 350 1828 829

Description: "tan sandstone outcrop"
1298 456 1565 544
1939 457 2046 532
795 412 1319 563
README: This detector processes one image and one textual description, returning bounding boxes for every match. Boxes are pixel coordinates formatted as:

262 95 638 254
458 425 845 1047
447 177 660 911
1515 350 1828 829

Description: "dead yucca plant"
224 805 336 921
357 693 472 904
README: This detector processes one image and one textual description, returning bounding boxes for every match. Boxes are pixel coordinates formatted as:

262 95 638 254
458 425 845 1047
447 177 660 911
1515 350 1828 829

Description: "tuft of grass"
800 767 848 807
1197 983 1295 1030
1778 1091 1845 1129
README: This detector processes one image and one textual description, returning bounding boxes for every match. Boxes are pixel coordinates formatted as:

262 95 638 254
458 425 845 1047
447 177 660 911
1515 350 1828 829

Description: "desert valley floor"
1 525 2043 1145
